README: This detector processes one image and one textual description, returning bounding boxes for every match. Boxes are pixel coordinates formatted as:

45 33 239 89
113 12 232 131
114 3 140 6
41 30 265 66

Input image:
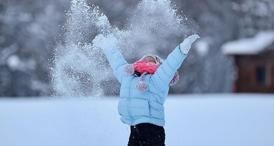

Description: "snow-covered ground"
0 94 274 146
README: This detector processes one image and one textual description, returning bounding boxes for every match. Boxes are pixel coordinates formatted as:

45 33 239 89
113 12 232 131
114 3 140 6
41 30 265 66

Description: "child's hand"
93 34 118 50
179 34 200 54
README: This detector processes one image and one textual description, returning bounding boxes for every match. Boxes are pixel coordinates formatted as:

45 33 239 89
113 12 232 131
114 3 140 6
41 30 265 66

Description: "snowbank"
222 31 274 55
0 94 274 146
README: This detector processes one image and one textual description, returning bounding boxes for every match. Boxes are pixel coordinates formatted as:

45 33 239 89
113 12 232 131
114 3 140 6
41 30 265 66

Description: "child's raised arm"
151 34 200 91
93 34 128 83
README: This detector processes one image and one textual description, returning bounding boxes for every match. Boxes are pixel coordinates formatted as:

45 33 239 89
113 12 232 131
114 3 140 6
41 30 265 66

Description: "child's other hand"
93 34 118 50
179 34 200 54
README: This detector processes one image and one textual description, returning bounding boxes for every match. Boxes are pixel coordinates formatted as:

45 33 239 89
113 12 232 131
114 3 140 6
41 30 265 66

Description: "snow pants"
128 123 165 146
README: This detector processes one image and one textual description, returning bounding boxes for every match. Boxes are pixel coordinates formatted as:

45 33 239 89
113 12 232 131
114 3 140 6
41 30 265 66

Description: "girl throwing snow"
93 34 200 146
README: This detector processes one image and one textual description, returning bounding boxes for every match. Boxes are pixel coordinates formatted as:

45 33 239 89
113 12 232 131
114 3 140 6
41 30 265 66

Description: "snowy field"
0 94 274 146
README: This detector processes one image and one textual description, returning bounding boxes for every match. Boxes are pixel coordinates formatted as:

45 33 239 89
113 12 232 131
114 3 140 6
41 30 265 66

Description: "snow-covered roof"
222 31 274 55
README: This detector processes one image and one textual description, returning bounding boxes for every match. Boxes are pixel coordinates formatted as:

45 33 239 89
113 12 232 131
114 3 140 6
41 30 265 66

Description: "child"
93 34 200 146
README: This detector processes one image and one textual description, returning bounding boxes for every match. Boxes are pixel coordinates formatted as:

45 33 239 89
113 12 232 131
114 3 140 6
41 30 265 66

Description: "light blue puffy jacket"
102 46 187 126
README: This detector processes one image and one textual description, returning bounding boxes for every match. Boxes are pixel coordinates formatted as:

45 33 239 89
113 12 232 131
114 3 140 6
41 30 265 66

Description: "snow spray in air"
52 0 113 97
52 0 190 97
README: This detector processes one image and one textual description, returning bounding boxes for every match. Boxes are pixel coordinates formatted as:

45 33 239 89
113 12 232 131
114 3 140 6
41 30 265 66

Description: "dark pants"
128 123 165 146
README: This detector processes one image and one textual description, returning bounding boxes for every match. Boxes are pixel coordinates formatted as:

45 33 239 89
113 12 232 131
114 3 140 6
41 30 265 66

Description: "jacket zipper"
128 77 133 124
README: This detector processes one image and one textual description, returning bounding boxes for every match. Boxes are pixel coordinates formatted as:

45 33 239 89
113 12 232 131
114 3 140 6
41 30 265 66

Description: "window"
256 66 267 85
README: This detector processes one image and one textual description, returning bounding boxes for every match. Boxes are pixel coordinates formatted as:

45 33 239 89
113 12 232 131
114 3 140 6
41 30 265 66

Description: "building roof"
222 31 274 55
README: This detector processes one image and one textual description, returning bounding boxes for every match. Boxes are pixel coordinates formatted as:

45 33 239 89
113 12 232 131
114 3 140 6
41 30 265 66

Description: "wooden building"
222 31 274 93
